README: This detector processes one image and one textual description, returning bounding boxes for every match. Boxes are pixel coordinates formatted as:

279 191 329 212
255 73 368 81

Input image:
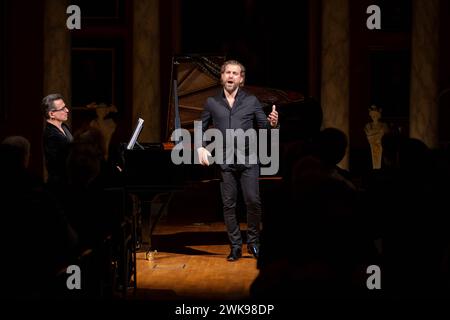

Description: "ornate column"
320 0 350 168
133 0 161 143
43 0 71 115
43 0 70 180
409 0 440 148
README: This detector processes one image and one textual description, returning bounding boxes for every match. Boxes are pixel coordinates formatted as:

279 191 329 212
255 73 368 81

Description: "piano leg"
144 192 175 260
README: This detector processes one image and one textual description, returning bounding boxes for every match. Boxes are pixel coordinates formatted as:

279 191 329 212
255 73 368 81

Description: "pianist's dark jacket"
43 122 73 186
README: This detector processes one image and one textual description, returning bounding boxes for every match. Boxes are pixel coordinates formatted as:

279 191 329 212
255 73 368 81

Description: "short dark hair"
42 93 64 119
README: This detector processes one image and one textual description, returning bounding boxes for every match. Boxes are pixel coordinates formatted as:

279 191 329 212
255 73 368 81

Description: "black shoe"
247 244 259 258
227 247 242 261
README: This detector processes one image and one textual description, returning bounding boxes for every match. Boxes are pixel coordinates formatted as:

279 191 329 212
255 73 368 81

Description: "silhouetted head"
314 128 348 166
1 135 31 169
398 138 431 170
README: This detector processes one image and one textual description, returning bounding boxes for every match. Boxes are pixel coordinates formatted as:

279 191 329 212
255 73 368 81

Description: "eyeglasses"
51 106 69 112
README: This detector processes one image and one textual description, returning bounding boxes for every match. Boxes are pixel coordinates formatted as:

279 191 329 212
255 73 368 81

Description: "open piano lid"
165 54 305 141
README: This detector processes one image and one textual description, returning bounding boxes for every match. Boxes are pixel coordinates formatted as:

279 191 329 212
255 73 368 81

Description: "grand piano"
122 54 318 261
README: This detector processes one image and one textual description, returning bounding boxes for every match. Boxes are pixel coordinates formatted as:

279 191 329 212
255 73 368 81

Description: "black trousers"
220 165 261 248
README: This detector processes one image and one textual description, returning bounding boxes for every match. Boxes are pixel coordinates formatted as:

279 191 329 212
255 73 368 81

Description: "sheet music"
127 118 144 150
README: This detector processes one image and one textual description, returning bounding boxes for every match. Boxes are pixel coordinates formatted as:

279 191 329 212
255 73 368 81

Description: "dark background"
180 0 309 92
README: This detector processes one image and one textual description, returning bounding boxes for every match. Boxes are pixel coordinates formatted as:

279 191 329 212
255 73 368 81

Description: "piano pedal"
146 249 157 261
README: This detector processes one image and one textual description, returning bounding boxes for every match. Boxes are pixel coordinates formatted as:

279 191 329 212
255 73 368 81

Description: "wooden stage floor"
132 222 259 300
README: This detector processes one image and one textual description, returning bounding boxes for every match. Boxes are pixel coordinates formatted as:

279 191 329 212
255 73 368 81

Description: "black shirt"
43 122 73 186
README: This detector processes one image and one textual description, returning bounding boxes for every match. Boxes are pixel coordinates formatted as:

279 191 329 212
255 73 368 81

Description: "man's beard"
224 81 238 93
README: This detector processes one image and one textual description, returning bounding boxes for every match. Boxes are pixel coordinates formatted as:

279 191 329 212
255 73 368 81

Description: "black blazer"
43 122 73 185
200 88 273 169
201 88 271 133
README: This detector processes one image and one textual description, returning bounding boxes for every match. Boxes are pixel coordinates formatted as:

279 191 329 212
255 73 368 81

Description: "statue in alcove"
86 102 118 160
365 105 389 169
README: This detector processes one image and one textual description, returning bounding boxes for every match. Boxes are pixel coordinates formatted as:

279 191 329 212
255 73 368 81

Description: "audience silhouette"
253 127 379 299
254 117 450 299
363 134 450 298
0 136 78 298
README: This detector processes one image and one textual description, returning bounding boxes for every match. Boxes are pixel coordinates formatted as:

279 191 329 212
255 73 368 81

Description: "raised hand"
267 105 278 128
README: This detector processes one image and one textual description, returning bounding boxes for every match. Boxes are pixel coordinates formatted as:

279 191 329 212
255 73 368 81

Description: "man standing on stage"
197 60 278 261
